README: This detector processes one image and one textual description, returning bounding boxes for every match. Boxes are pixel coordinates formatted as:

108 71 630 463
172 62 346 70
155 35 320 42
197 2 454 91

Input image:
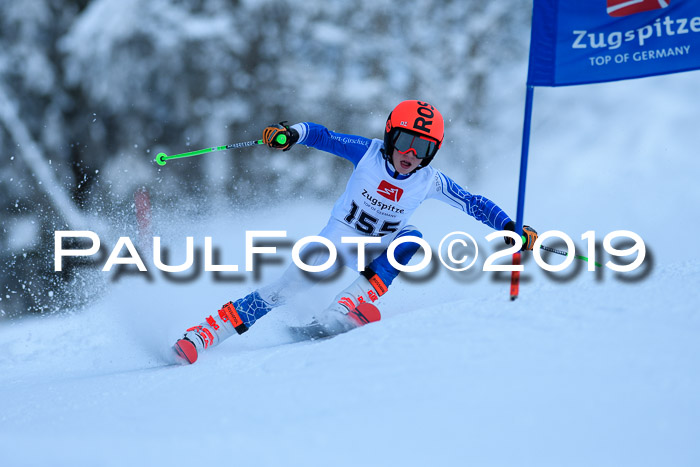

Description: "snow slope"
1 206 698 466
2 72 700 466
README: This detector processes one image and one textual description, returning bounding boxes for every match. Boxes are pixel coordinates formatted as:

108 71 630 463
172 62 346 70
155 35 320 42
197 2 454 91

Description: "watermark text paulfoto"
54 229 646 276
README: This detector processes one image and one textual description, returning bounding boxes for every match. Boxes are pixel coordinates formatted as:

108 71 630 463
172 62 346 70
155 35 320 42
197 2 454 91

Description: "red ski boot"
173 337 198 364
347 302 381 327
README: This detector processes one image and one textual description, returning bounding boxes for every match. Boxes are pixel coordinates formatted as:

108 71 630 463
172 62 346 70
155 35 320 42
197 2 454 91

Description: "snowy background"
1 1 699 466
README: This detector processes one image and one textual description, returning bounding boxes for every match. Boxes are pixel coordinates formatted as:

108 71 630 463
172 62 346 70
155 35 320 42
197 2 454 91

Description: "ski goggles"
392 130 439 159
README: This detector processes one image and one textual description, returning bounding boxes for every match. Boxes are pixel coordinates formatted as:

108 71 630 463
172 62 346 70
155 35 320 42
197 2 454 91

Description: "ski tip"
173 338 198 364
348 303 381 327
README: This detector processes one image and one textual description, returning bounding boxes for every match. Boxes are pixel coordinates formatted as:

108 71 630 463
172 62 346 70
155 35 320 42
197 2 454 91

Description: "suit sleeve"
290 122 372 167
427 171 513 230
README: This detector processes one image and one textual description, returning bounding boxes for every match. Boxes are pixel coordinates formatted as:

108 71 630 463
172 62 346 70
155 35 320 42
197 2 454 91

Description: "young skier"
174 100 538 364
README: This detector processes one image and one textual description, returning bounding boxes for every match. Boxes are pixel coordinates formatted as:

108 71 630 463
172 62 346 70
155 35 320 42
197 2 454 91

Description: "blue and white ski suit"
187 123 514 346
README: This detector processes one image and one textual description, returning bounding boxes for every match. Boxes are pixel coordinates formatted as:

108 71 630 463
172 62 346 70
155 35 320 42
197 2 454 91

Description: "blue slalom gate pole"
510 85 535 301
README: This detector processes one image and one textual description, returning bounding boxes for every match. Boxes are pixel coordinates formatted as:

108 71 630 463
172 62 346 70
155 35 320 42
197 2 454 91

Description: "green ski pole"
538 243 603 268
515 233 602 268
155 134 288 166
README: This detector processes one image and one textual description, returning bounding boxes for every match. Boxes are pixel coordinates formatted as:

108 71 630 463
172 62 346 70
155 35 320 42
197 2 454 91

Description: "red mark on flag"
607 0 670 18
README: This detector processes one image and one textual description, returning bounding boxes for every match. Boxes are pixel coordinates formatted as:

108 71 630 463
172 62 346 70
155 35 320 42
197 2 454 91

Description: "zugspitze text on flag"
528 0 700 86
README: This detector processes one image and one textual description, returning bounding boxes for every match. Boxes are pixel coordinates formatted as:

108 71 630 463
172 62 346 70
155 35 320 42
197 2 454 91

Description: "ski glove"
503 221 538 251
262 122 299 151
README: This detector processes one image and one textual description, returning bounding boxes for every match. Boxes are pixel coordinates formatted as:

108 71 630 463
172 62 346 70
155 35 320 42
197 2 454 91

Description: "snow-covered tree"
0 0 531 318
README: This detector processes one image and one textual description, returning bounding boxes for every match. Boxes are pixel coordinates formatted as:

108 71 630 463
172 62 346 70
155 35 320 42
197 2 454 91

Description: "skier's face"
392 148 421 174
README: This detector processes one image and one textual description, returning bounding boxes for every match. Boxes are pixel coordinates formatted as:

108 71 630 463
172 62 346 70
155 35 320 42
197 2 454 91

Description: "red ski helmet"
383 100 444 168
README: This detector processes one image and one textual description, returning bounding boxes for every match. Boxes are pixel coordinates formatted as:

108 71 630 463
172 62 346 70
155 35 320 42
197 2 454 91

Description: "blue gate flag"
528 0 700 86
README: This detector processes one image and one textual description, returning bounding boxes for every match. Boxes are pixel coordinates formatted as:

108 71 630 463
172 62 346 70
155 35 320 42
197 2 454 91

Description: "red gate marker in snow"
509 252 521 301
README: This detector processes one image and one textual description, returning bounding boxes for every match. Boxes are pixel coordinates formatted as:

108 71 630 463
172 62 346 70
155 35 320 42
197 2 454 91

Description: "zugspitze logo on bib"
377 180 403 202
607 0 670 17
